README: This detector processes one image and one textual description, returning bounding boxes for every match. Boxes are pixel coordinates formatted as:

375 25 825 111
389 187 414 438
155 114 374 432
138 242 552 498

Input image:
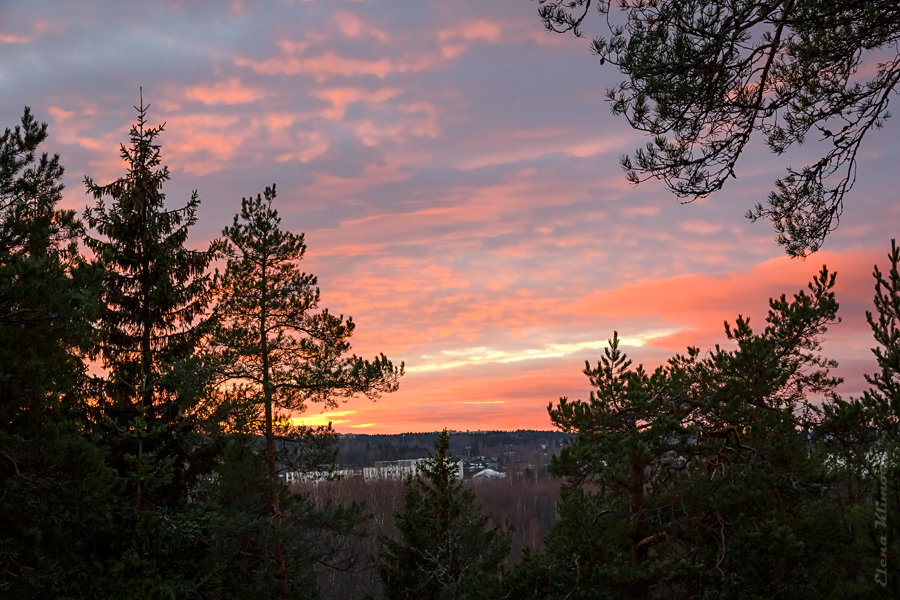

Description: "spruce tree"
214 184 402 599
83 95 221 508
379 429 511 600
81 95 222 595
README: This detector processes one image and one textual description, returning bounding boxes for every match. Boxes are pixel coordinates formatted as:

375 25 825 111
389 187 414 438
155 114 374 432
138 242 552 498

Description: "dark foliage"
538 0 900 256
214 183 403 599
79 95 225 596
0 107 109 598
379 430 511 600
509 256 899 598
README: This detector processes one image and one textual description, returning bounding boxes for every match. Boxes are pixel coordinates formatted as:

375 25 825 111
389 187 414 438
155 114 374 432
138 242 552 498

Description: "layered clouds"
2 0 896 432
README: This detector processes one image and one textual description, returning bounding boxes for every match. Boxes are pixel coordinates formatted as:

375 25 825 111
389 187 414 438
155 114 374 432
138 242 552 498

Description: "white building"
363 458 464 481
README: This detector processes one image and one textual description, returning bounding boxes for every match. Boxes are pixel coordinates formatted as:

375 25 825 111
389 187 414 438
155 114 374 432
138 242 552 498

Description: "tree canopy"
537 0 900 256
83 96 223 513
507 249 900 598
379 430 511 600
0 107 95 425
0 108 111 599
214 184 403 599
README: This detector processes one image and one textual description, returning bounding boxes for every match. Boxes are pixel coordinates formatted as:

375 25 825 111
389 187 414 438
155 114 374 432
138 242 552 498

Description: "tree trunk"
261 264 288 600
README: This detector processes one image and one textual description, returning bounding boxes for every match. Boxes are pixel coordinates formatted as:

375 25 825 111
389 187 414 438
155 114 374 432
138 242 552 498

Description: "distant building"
282 468 360 484
472 468 505 479
363 458 463 481
282 457 465 484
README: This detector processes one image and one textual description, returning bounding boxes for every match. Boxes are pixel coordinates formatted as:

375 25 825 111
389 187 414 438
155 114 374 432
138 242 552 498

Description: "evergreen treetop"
82 94 222 511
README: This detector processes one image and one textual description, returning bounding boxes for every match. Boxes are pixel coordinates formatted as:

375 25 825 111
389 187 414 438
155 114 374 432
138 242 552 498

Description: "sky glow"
2 0 897 433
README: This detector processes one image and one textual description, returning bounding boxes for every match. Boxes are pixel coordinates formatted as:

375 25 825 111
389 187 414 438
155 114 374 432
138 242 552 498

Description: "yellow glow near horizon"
288 410 357 428
408 329 678 374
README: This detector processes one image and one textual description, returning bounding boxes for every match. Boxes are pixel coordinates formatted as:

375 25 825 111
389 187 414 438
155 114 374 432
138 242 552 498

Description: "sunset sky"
2 0 897 433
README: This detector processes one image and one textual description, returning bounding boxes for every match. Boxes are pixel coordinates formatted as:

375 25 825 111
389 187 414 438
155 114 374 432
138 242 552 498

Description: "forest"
1 94 898 599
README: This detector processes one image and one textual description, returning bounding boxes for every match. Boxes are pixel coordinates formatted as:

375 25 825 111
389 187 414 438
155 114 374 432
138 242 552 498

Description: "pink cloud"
185 78 266 105
333 10 389 43
437 20 501 44
454 129 636 170
433 19 505 59
274 131 330 164
7 0 895 436
315 86 402 119
0 33 32 44
235 50 434 82
48 106 74 122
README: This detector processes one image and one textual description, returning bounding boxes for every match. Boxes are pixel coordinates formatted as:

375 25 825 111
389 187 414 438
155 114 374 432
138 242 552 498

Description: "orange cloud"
321 360 589 433
0 33 32 44
186 78 266 105
308 244 886 435
315 86 403 119
289 410 357 428
236 51 434 82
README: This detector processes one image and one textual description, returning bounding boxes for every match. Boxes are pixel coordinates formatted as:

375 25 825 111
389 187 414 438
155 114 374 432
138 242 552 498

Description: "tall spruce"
379 429 511 600
81 97 223 596
214 184 402 599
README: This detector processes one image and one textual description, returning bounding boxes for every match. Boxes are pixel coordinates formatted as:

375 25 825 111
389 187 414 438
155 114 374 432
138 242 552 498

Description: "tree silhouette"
538 0 900 256
215 184 402 599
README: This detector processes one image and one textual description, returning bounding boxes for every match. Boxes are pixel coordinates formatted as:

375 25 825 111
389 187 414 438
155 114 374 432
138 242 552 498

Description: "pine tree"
537 0 900 256
214 184 402 599
379 429 511 600
819 241 900 597
201 430 369 600
509 268 873 598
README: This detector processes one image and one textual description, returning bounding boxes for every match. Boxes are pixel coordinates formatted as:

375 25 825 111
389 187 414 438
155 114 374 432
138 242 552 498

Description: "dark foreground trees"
0 108 111 599
201 430 369 600
214 184 403 599
0 108 97 422
80 96 225 596
1 100 403 599
509 248 900 598
379 429 511 600
537 0 900 256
